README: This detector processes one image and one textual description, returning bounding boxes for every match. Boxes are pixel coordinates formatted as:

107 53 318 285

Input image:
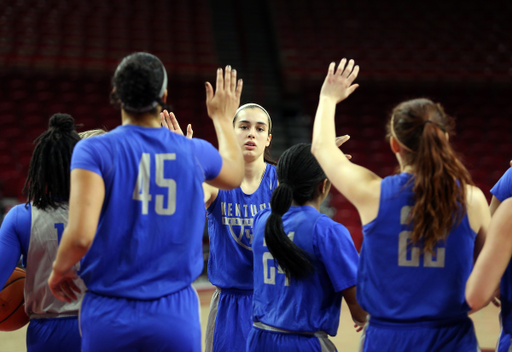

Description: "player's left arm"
466 198 512 311
342 286 367 330
48 169 105 303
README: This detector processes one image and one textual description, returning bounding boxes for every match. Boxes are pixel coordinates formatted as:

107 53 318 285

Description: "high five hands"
320 58 359 103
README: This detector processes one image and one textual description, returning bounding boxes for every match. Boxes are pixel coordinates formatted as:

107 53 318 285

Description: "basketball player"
311 59 490 351
248 143 366 352
0 114 102 352
48 53 244 352
163 102 277 352
466 167 512 352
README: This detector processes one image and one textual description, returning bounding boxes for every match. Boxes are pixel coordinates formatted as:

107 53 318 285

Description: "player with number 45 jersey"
311 59 489 351
48 53 244 352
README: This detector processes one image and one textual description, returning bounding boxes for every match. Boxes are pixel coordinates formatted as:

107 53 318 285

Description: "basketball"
0 267 29 331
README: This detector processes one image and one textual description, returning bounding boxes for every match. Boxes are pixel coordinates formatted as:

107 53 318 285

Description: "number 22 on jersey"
398 206 445 268
133 153 177 215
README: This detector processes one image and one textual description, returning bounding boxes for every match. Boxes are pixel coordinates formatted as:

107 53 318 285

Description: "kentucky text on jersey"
220 201 271 250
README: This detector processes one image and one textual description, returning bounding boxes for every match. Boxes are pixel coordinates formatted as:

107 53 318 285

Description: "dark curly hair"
23 113 81 210
110 52 168 114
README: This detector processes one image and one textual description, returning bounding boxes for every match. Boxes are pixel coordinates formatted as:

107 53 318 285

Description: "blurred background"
0 0 511 252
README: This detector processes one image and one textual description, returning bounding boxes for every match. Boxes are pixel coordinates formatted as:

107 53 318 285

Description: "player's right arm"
204 66 244 190
466 185 491 263
0 206 24 288
311 59 381 225
466 198 512 311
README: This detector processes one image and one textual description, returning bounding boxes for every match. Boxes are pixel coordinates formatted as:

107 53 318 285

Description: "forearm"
52 228 92 275
212 118 244 176
311 97 339 154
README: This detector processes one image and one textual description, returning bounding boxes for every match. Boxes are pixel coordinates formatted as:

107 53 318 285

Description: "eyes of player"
239 124 266 133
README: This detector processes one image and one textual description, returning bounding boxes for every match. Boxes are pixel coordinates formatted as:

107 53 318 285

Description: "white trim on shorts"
253 321 336 352
205 288 221 352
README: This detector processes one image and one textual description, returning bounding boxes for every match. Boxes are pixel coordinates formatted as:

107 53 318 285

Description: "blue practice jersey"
71 125 222 300
491 168 512 335
252 206 359 336
358 173 476 322
207 164 277 290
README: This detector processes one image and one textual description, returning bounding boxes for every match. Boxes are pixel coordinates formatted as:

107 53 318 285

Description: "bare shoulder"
465 184 490 233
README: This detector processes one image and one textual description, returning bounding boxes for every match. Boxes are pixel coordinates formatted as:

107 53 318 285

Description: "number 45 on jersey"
133 153 177 215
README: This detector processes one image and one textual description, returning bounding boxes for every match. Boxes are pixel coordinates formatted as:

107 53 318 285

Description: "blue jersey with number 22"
358 173 476 322
71 125 222 300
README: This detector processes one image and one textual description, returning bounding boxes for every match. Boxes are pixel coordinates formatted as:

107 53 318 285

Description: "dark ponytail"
265 143 327 280
388 98 473 253
24 113 81 210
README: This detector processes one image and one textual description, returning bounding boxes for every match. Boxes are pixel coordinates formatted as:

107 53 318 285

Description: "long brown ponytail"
388 98 473 253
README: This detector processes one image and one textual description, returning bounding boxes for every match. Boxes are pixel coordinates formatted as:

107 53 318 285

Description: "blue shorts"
205 288 253 352
361 317 479 352
247 325 337 352
26 317 80 352
497 330 512 352
80 285 201 352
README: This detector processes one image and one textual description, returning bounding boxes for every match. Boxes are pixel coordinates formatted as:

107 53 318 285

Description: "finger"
347 65 360 84
230 68 237 93
216 68 223 92
67 279 82 294
54 289 70 303
345 154 352 159
169 112 183 134
160 112 167 128
205 82 214 102
335 135 350 147
61 281 77 301
186 124 193 139
162 110 171 129
347 84 359 96
342 59 355 78
510 160 512 167
224 65 231 92
327 62 336 76
336 58 347 75
235 79 243 100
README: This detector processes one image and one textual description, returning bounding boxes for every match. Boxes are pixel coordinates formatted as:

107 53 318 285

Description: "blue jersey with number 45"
71 125 222 300
358 173 476 322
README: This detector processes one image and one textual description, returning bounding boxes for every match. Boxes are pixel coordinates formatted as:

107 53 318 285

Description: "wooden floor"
0 289 501 352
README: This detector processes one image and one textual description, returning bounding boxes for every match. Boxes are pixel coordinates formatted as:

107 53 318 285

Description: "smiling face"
234 108 272 163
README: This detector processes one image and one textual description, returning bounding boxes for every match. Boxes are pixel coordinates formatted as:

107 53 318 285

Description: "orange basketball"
0 267 29 331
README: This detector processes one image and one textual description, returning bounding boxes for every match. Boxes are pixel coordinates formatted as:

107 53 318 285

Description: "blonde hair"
79 129 107 139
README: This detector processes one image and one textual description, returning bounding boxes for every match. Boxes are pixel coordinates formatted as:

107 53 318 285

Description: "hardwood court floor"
0 289 501 352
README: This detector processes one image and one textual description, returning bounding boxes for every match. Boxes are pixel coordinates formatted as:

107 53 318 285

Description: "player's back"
358 173 476 322
72 125 215 300
252 206 358 336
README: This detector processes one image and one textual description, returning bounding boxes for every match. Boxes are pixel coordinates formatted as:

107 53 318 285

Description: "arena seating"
0 0 217 76
269 0 512 93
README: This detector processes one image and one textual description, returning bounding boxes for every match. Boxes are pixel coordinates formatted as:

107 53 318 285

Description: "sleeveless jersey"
71 125 222 300
491 167 512 335
358 173 476 322
207 164 277 290
252 206 359 336
25 204 86 318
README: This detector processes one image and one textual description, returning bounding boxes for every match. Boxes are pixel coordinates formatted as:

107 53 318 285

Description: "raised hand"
161 110 193 138
320 58 359 104
205 66 243 122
